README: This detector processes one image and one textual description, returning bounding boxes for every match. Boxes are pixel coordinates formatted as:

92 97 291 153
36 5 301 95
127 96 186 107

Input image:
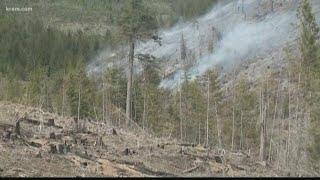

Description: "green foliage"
298 0 319 73
118 0 158 41
0 15 102 118
297 0 320 162
177 79 206 143
169 0 217 21
104 67 128 111
67 60 96 119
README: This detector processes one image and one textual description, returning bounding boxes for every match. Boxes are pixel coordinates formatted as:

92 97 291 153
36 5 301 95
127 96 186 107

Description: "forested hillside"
0 0 319 177
0 0 217 118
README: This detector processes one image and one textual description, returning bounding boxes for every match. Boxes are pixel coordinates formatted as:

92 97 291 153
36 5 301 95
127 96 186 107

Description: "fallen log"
230 163 246 171
0 123 15 130
183 165 199 173
15 120 21 136
183 151 217 161
112 159 176 177
2 129 12 140
178 143 196 147
28 141 42 148
122 148 136 156
48 143 70 154
19 117 63 129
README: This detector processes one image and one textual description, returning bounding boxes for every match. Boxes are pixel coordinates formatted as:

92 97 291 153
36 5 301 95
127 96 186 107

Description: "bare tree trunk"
116 80 121 127
142 90 146 130
133 87 137 122
241 0 244 13
179 75 183 141
61 80 65 117
142 70 147 131
215 101 222 149
106 84 110 125
206 75 210 146
269 78 280 162
259 87 265 162
198 121 201 145
240 110 243 150
126 40 135 127
231 68 235 150
94 106 98 120
232 103 235 150
77 83 81 123
102 82 105 123
294 66 301 167
286 71 291 166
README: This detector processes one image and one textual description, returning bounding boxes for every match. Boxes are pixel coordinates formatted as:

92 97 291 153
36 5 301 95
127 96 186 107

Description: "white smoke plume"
87 0 320 90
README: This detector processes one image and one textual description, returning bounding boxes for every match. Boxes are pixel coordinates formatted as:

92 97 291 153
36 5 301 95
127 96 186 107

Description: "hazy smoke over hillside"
159 0 299 89
160 9 298 88
87 0 304 89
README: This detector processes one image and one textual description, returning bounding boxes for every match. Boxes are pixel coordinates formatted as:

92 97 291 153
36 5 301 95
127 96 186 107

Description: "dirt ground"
0 101 278 177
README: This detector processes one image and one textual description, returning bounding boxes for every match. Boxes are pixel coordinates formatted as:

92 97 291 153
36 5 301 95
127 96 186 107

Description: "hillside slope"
0 101 281 177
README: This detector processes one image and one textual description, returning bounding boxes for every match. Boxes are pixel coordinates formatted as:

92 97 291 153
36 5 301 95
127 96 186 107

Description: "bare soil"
0 101 277 177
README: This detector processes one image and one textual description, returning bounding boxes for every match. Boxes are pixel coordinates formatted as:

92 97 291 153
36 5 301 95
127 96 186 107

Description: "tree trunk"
206 75 210 146
77 83 81 123
179 75 183 141
126 40 135 127
259 87 265 162
286 71 291 166
61 80 65 117
231 68 235 151
198 121 201 145
215 102 222 148
240 110 243 150
102 82 105 123
269 78 280 162
142 90 146 130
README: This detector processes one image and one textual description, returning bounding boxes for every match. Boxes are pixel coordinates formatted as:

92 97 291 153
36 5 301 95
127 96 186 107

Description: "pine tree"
297 0 320 163
297 0 319 79
118 0 158 126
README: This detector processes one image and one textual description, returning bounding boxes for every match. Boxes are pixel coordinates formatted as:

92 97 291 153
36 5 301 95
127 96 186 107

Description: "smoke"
86 0 304 90
159 1 298 89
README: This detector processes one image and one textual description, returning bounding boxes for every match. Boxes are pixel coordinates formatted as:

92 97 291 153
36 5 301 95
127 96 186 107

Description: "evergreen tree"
118 0 158 126
297 0 320 162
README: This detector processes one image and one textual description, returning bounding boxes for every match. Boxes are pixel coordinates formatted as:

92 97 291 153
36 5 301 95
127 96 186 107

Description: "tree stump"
15 120 21 136
123 148 129 155
10 133 17 141
47 119 55 126
157 144 165 149
2 129 12 140
49 132 55 139
57 144 64 154
111 128 117 135
36 152 42 158
80 138 87 146
214 156 223 164
96 136 104 147
49 144 57 154
55 133 62 140
81 162 88 168
63 140 71 154
73 117 78 132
